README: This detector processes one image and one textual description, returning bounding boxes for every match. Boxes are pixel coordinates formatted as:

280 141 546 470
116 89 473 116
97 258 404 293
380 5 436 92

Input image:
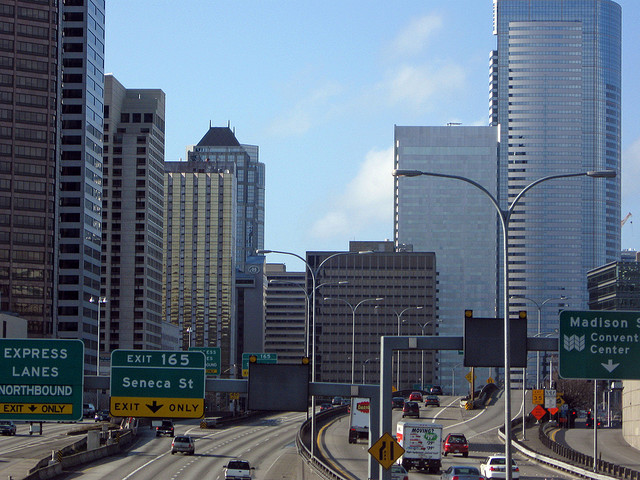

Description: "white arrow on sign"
601 359 620 373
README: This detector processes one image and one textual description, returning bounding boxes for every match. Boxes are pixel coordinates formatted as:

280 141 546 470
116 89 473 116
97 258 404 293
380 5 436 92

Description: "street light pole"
362 357 378 383
393 306 423 390
511 295 567 389
414 319 433 391
324 297 384 384
256 248 368 461
90 296 106 409
394 168 615 480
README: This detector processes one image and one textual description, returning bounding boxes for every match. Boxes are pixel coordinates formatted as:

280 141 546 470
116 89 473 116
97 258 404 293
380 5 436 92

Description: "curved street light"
394 167 615 479
511 295 568 389
390 306 424 390
324 296 384 384
362 357 379 384
256 248 369 460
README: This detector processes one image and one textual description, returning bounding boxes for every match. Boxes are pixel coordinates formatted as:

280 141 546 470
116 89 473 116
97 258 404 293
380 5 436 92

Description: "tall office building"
186 127 264 273
163 160 237 375
102 75 165 352
309 241 438 388
58 0 105 374
0 1 105 373
394 126 500 394
264 264 306 363
0 1 62 336
491 0 621 335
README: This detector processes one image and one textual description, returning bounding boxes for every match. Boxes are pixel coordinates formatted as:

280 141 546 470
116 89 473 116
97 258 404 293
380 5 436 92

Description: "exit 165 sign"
110 350 205 418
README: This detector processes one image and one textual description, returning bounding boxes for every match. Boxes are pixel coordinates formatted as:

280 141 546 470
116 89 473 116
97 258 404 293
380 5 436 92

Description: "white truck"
348 397 369 443
396 421 443 473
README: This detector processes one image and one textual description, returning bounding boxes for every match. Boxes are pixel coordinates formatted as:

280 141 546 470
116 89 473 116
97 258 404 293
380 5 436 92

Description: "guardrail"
499 416 640 480
297 405 352 480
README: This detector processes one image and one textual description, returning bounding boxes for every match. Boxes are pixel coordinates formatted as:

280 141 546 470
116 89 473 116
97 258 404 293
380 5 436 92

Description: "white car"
224 459 255 479
480 455 520 479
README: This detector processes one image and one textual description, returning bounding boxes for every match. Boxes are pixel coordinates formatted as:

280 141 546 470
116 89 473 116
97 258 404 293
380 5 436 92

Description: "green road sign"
242 352 277 377
110 350 206 418
559 310 640 380
0 339 84 421
189 347 220 376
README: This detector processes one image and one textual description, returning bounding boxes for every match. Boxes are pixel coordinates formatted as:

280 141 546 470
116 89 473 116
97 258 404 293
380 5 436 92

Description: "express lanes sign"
0 339 84 421
559 310 640 380
110 350 205 418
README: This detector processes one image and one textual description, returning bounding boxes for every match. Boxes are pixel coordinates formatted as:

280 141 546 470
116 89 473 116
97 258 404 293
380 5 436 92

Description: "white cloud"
388 14 443 58
381 63 466 110
310 147 394 240
266 81 344 136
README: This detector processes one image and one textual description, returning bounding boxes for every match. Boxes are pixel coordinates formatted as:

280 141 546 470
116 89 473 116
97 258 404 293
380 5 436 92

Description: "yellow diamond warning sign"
368 432 404 469
0 403 73 415
110 397 204 418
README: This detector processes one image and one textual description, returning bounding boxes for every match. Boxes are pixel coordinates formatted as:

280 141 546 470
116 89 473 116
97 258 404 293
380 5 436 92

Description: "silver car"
441 466 484 480
171 435 195 455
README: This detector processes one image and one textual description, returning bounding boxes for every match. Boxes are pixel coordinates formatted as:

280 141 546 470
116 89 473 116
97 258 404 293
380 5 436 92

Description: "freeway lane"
319 391 581 479
54 412 320 480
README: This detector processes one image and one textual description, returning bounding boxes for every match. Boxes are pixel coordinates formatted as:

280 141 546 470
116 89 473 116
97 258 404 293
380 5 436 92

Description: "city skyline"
105 1 640 270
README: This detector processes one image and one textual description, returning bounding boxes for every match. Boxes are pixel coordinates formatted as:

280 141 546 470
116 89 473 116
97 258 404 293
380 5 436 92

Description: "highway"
318 391 580 480
46 411 314 480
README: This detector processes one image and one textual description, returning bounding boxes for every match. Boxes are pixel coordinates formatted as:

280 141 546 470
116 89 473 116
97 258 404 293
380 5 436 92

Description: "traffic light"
569 409 577 428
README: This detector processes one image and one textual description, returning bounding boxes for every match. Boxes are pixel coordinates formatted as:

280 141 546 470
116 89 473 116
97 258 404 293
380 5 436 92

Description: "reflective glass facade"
394 126 499 394
491 0 621 347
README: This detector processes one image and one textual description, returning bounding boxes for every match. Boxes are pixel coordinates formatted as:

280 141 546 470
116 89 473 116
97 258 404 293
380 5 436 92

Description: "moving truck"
396 421 443 472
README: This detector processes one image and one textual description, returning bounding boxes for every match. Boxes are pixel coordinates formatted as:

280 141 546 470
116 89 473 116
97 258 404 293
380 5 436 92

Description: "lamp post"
186 326 193 349
324 297 384 384
89 296 106 409
256 248 369 460
362 357 379 384
414 319 434 391
392 306 423 390
511 295 567 389
269 279 348 357
394 167 615 480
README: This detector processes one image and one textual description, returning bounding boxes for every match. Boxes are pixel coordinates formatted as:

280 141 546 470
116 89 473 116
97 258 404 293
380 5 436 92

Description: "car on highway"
155 419 175 437
171 435 195 455
320 403 333 411
224 459 255 479
408 391 423 402
442 433 469 457
332 396 345 406
82 403 96 418
391 397 405 409
425 395 440 407
391 463 409 480
0 421 16 436
430 385 444 395
480 455 520 479
94 410 110 422
402 401 420 418
441 465 483 480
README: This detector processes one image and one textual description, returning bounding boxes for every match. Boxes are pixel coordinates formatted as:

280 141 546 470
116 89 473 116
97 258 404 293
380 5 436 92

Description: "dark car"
443 433 469 457
402 401 420 418
320 403 333 411
156 420 175 437
425 395 440 407
391 397 405 409
94 410 110 422
0 421 16 436
430 385 444 395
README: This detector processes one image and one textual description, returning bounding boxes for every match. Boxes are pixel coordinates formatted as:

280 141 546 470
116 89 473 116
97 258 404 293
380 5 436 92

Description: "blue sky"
105 1 640 271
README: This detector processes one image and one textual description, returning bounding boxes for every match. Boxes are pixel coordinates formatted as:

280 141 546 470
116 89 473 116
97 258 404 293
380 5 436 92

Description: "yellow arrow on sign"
0 403 73 415
368 432 405 469
465 371 476 383
110 397 204 419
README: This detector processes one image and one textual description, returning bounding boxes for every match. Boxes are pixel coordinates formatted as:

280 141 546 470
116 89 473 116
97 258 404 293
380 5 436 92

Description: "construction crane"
621 212 632 226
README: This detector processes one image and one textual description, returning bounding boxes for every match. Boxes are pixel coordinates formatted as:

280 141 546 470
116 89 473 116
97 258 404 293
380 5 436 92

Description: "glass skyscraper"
491 0 621 345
